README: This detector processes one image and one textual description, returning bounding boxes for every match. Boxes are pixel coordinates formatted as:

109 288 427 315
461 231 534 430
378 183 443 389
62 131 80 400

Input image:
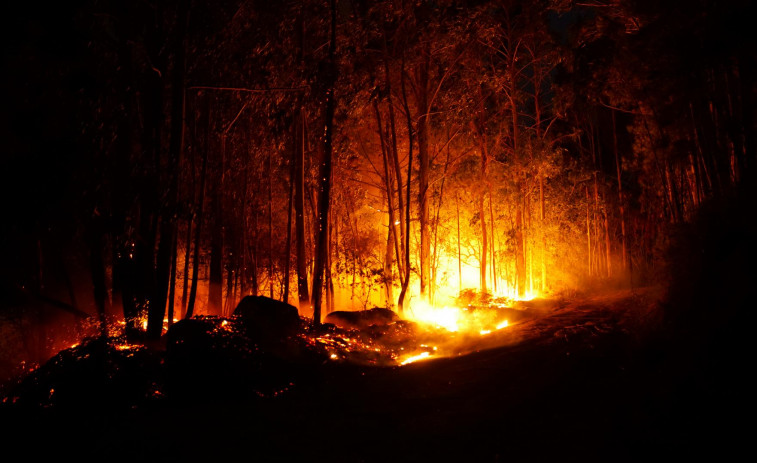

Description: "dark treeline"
1 0 755 365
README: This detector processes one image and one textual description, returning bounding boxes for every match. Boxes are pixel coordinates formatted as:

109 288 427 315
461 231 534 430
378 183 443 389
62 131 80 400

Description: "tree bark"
417 44 431 302
311 0 337 325
185 100 209 319
612 110 628 272
295 109 309 312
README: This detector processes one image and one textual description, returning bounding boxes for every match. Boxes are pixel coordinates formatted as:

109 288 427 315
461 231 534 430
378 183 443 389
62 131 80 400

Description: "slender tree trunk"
477 116 489 295
251 206 259 296
180 216 192 315
479 190 488 294
586 185 592 276
167 225 178 326
612 110 628 272
382 32 406 275
148 0 188 337
374 101 403 285
295 110 309 312
208 134 224 315
327 215 335 312
397 54 413 314
185 102 209 319
539 173 546 292
604 203 611 278
489 193 497 294
268 150 274 299
385 209 395 309
456 194 462 294
515 202 525 298
311 0 337 325
284 125 295 305
417 45 431 302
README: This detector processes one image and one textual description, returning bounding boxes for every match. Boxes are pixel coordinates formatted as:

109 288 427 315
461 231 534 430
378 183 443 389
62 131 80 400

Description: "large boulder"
324 308 399 330
233 295 301 342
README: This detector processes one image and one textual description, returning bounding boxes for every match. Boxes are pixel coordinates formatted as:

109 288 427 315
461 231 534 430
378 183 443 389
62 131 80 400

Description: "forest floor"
0 286 748 462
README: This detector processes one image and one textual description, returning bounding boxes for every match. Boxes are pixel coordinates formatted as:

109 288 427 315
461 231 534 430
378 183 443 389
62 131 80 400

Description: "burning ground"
1 285 750 462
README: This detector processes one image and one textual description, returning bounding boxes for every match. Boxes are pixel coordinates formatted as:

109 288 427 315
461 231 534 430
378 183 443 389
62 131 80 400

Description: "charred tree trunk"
167 227 178 326
295 110 309 312
311 0 337 325
148 0 188 337
185 103 209 319
284 126 295 305
268 150 275 299
208 135 221 315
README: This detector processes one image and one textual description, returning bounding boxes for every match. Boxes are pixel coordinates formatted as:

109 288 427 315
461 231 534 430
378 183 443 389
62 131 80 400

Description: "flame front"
400 351 432 365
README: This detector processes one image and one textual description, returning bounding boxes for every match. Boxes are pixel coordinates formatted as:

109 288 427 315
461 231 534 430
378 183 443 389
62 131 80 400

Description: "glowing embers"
398 344 438 365
307 304 516 367
400 351 431 365
305 331 391 365
113 343 141 351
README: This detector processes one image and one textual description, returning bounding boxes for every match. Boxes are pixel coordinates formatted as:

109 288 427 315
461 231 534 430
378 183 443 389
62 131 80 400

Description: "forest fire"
1 0 754 460
302 288 534 367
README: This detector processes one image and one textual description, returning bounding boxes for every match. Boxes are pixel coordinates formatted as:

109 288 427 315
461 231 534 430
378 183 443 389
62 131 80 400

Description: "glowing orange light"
400 351 432 365
114 344 137 351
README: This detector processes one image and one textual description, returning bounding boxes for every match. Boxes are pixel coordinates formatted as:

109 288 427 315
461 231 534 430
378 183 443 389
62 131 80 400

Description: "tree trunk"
586 185 592 277
489 193 497 294
612 110 628 272
456 194 462 294
268 150 275 299
385 209 395 309
311 0 337 325
208 129 224 315
382 32 406 278
374 101 403 287
397 54 413 314
417 44 431 302
295 109 310 312
539 173 546 292
147 0 188 337
167 225 178 326
515 201 526 298
284 123 295 305
185 101 209 319
476 113 489 295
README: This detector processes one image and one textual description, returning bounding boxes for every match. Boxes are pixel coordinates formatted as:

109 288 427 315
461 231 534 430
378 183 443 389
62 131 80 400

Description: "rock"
324 308 399 330
233 295 301 342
